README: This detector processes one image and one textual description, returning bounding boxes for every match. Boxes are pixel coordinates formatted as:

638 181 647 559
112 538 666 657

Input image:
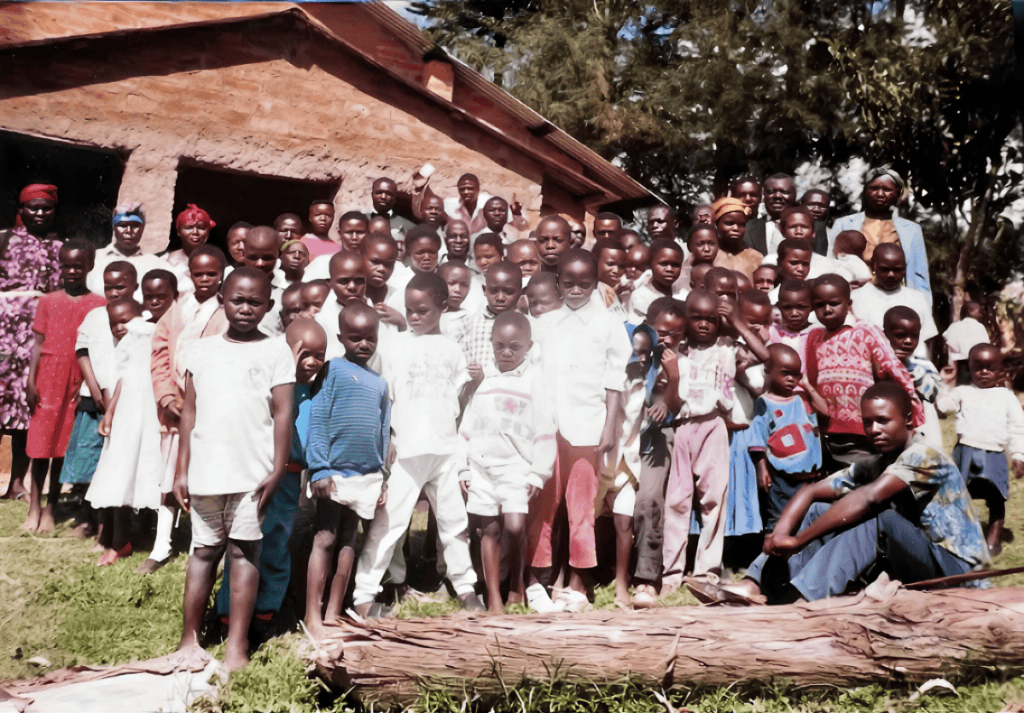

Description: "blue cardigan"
828 212 933 306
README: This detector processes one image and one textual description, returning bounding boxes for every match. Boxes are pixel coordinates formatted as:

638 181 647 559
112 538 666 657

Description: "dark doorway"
170 163 337 254
0 131 127 245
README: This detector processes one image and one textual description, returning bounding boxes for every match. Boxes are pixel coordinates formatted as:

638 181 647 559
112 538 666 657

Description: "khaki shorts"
465 464 530 518
190 492 263 548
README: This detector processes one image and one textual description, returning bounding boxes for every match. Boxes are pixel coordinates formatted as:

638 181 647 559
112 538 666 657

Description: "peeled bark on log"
311 580 1024 705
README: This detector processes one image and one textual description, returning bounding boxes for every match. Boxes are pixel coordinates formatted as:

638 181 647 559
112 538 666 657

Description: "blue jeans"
746 503 971 602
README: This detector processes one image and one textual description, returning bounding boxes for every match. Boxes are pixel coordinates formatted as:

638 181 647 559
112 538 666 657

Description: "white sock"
526 583 565 613
149 505 174 562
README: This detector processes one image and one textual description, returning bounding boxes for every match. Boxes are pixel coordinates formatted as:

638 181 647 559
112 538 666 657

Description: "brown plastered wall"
0 18 545 252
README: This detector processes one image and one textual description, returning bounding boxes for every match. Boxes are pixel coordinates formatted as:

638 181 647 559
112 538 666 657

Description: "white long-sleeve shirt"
456 358 556 489
936 384 1024 460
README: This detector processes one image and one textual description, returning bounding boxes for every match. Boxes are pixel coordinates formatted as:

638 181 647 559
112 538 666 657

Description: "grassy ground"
2 418 1024 711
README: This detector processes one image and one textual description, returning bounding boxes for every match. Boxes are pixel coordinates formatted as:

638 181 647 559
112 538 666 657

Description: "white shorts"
306 471 384 521
596 460 637 518
190 492 263 548
465 464 530 518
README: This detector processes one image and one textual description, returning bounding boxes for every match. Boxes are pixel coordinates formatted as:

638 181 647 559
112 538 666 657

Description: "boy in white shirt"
457 311 556 614
943 301 990 384
173 268 294 672
352 273 485 615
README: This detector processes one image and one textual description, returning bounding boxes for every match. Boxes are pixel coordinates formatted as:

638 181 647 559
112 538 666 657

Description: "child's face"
60 249 91 290
631 330 653 369
491 321 532 373
178 221 211 253
280 242 309 275
650 248 683 290
339 312 379 366
473 244 502 275
689 228 719 264
295 344 326 384
407 237 440 274
782 213 814 241
708 274 737 302
330 258 367 306
222 276 271 334
405 288 444 335
969 348 1002 389
862 396 911 453
778 288 813 332
753 267 775 292
742 302 772 342
557 259 597 311
885 317 920 361
308 204 334 235
422 197 446 227
107 304 137 341
103 271 137 303
779 248 811 281
507 243 542 279
281 290 304 329
596 248 626 287
716 211 747 245
812 283 851 332
767 351 802 396
484 269 522 314
189 254 223 303
142 278 176 321
650 312 685 351
731 180 761 213
536 221 570 268
244 239 278 276
362 242 398 290
340 219 368 251
300 284 330 318
525 284 563 317
689 264 711 291
441 267 472 311
275 218 303 243
686 295 719 345
873 251 907 291
445 222 471 260
483 199 508 231
626 248 649 280
226 228 248 265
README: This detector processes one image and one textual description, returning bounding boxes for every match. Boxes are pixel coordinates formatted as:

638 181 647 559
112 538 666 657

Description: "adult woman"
164 204 215 296
0 184 62 501
87 204 172 297
829 167 931 302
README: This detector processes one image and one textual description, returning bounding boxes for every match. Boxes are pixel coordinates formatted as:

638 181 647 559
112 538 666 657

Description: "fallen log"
311 579 1024 706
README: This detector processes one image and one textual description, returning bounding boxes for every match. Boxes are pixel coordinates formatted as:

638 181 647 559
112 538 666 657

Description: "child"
753 264 777 293
24 240 107 533
805 274 922 465
86 298 162 565
937 344 1024 556
460 261 523 388
280 282 305 330
141 270 178 323
628 239 684 325
280 239 310 284
301 199 339 259
173 267 294 671
593 239 629 319
524 271 564 328
506 239 543 284
226 222 251 268
852 243 937 355
358 233 408 326
146 246 228 574
438 261 475 343
943 301 990 384
444 220 471 265
883 306 942 445
457 311 556 614
703 267 739 304
243 226 286 337
337 212 369 252
304 305 389 639
662 289 768 588
625 243 650 283
688 225 720 268
529 249 631 611
472 233 504 275
831 230 872 287
729 174 762 216
768 279 817 368
352 273 485 615
689 263 713 292
405 225 442 275
712 197 762 281
274 213 305 245
748 344 827 530
535 216 572 274
300 280 331 319
316 251 368 362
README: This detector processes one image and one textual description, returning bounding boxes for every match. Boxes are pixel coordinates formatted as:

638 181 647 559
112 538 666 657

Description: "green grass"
2 415 1024 711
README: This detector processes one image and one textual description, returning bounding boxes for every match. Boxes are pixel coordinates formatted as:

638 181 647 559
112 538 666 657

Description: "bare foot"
69 522 94 539
2 480 28 500
486 604 504 616
168 644 209 671
506 592 524 606
91 542 105 553
22 507 40 533
304 617 326 642
97 549 115 566
353 602 372 619
222 644 250 673
37 508 55 534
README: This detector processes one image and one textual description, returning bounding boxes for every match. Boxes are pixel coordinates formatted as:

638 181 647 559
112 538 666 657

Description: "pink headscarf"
15 184 58 227
175 204 215 230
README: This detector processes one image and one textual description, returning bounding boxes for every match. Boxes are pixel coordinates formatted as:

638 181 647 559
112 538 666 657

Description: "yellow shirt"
861 218 900 260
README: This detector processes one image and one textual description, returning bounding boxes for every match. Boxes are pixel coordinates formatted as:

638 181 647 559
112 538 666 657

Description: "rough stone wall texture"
0 19 544 252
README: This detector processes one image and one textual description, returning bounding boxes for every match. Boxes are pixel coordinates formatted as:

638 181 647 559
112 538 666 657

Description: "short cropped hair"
740 288 771 309
813 273 852 298
592 238 626 261
777 238 813 260
223 266 271 295
142 268 178 292
406 271 448 306
647 296 686 326
557 247 597 276
338 211 369 225
360 232 398 255
883 305 921 332
104 260 137 281
862 382 913 418
188 244 227 268
60 238 96 262
649 238 684 258
493 309 530 338
473 233 505 255
778 278 812 297
405 224 442 248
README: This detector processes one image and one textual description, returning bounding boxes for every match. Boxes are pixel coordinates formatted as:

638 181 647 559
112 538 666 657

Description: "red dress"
26 290 106 458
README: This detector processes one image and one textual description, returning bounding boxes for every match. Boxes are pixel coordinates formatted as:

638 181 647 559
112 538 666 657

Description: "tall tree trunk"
950 169 997 324
312 584 1024 706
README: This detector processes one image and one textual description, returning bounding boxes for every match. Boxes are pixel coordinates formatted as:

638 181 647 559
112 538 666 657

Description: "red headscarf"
175 204 216 230
15 184 59 227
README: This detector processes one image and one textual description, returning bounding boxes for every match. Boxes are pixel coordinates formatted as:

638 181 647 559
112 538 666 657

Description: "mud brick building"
0 2 656 251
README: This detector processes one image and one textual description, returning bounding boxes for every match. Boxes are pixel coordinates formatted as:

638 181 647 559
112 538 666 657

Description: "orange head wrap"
712 196 749 222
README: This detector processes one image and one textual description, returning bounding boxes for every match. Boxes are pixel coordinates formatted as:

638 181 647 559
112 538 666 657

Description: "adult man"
745 174 827 256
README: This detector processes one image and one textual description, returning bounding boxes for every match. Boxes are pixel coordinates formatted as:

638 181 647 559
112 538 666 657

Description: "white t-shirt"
76 306 117 395
852 282 938 347
87 245 173 301
942 317 990 362
184 335 295 495
380 331 469 458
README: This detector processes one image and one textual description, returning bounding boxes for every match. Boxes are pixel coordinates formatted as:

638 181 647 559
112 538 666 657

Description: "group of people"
1 166 1021 671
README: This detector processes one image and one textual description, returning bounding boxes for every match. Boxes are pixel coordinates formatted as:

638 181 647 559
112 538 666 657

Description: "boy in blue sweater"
304 302 390 640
